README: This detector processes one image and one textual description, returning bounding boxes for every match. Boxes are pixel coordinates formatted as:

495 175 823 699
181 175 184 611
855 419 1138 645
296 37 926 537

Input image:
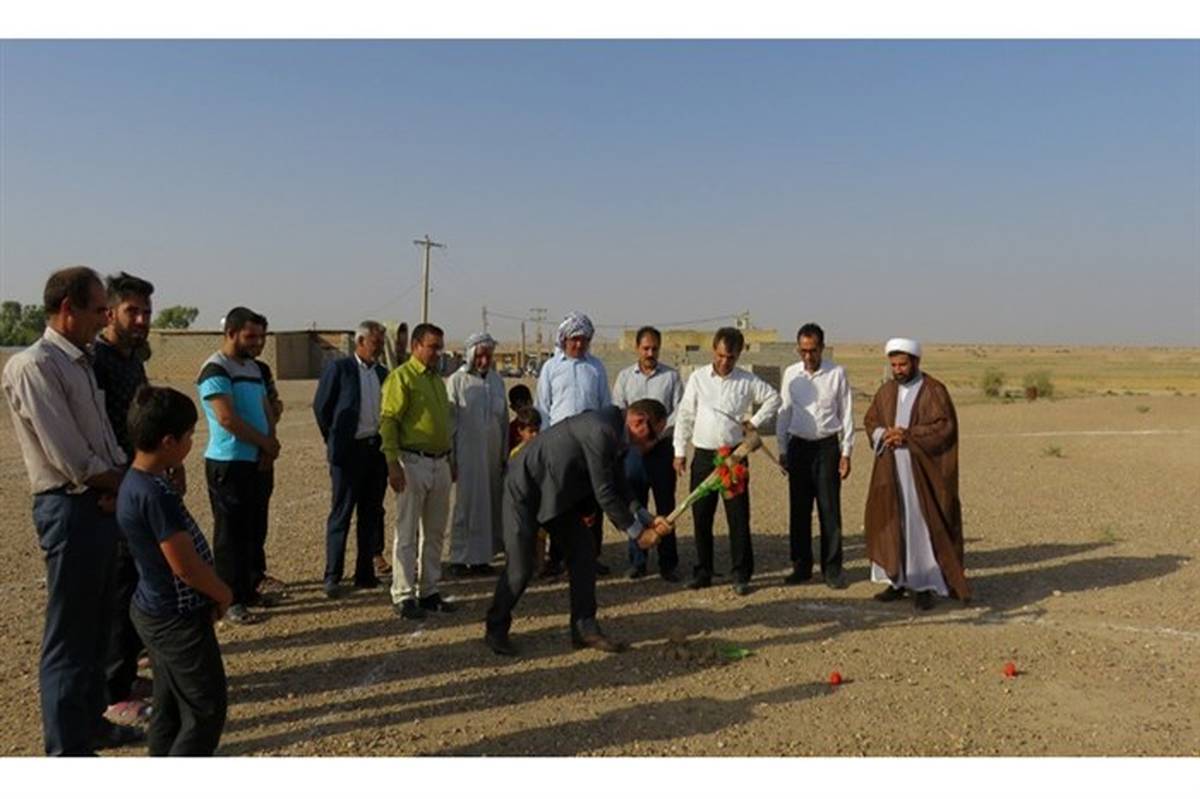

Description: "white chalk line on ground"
964 429 1198 439
789 600 1199 642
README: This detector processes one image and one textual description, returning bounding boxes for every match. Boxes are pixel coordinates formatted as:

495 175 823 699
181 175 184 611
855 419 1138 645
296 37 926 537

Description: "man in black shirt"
91 271 155 725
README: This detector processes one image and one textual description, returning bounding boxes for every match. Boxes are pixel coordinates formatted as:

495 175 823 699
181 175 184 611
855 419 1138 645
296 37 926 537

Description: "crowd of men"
3 264 966 757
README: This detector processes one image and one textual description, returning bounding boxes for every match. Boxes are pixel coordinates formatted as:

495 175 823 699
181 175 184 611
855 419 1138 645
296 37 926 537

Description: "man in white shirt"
776 323 854 590
673 327 781 596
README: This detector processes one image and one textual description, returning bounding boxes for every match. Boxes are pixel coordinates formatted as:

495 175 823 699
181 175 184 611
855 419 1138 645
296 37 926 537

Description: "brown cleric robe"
862 372 970 600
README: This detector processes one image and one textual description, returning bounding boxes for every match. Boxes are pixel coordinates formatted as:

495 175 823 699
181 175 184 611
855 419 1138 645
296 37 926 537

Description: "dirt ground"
1 364 1197 757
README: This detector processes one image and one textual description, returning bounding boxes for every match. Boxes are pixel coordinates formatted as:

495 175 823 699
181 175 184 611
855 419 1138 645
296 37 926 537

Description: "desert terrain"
1 344 1197 756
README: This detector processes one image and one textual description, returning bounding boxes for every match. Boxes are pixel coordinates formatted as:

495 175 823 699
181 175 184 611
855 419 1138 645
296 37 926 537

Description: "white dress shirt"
2 326 126 493
354 354 382 439
776 359 855 457
673 365 781 457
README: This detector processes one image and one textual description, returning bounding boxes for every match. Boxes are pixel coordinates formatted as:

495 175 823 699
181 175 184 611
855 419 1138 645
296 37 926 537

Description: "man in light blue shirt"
611 325 684 582
534 311 612 574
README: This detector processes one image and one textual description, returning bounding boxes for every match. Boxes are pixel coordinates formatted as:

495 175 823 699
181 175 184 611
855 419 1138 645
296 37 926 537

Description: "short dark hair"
712 326 744 354
43 266 102 315
105 271 155 307
396 322 408 334
411 323 444 345
223 307 266 335
508 384 533 406
628 398 667 424
128 386 198 452
635 326 661 346
796 323 825 347
514 405 541 430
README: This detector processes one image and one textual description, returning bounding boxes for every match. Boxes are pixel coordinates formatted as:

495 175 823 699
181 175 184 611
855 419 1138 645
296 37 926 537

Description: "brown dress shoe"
373 555 392 576
571 620 627 653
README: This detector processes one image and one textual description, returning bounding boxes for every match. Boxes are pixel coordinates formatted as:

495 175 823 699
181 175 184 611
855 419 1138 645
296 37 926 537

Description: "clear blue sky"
1 40 1197 345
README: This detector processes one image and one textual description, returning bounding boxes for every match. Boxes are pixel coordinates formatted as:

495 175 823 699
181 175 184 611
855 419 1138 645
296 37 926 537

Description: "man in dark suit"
313 321 390 598
485 399 674 656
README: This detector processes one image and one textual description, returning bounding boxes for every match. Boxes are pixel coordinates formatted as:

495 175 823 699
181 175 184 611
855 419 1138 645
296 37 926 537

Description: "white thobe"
868 375 949 596
446 367 508 564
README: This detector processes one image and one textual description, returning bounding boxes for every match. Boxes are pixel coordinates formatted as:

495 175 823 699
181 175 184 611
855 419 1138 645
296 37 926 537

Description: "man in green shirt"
380 323 456 620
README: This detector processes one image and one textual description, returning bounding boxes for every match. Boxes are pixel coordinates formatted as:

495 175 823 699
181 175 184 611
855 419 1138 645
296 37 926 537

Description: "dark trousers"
206 459 264 605
625 440 679 572
487 495 598 637
104 537 144 703
690 447 753 582
32 491 119 756
130 605 227 756
250 467 274 588
324 437 388 585
786 436 844 578
547 505 603 565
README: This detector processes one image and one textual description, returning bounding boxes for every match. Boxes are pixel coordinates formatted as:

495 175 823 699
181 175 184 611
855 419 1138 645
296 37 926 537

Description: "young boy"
507 384 534 453
117 386 232 756
507 406 551 574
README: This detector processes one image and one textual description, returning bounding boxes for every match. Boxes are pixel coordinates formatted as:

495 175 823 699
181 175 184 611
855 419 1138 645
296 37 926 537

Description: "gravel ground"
1 380 1197 757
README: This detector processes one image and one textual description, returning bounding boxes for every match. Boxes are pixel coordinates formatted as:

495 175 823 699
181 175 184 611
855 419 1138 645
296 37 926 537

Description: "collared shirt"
535 351 612 428
91 334 148 459
379 356 452 462
673 365 782 457
777 359 855 457
612 361 684 439
354 354 382 439
2 327 126 493
197 352 269 463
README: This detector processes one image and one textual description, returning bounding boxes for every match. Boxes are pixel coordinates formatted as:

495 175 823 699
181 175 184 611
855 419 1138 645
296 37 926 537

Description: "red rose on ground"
829 671 843 686
1003 661 1018 678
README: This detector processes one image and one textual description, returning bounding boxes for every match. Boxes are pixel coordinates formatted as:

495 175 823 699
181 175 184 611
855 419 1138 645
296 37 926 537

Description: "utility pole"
519 321 527 371
529 307 548 360
413 234 446 323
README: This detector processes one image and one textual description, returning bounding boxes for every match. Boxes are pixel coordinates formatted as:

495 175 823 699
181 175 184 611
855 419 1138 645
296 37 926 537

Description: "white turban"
556 311 595 349
885 337 921 358
462 332 497 374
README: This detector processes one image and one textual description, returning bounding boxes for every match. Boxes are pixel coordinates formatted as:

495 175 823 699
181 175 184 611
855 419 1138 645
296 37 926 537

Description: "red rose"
829 671 843 686
1003 662 1018 678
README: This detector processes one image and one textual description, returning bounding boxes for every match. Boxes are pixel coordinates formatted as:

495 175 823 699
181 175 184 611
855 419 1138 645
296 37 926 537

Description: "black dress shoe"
571 621 626 653
539 561 564 579
394 599 426 620
659 568 681 583
784 568 813 586
469 563 496 576
823 572 849 590
484 631 517 656
626 564 647 580
353 576 381 590
913 590 936 611
91 721 145 750
874 585 907 602
595 561 612 576
323 582 344 599
732 581 753 597
687 572 712 590
418 593 457 613
446 563 469 578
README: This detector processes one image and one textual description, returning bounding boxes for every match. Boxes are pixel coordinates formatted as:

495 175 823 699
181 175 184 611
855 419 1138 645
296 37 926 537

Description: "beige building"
145 329 353 382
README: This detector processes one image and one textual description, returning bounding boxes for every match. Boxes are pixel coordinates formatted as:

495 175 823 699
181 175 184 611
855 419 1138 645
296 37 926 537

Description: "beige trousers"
390 452 452 603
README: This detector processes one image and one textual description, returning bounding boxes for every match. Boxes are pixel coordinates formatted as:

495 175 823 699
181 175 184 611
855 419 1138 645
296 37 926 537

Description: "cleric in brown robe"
862 338 969 610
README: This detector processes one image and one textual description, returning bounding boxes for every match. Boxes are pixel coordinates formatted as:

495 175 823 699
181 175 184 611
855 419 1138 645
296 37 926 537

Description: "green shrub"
980 368 1005 398
1023 370 1055 400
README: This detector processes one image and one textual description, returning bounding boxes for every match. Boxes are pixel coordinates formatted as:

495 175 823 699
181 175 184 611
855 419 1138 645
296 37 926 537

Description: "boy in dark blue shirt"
117 386 232 756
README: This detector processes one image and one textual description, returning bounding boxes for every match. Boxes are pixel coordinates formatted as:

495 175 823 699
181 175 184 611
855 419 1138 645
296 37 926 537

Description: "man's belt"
400 447 450 459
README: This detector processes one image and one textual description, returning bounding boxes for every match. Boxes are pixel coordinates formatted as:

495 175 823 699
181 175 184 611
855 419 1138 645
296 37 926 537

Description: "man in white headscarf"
446 332 508 576
863 338 970 611
535 311 613 574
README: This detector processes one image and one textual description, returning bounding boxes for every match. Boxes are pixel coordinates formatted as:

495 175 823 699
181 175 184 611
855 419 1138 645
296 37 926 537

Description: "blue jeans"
32 491 119 755
624 439 679 573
